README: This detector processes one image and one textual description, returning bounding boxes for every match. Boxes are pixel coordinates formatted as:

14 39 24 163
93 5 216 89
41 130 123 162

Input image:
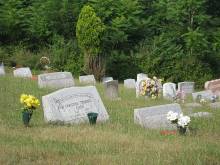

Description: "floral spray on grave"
139 76 163 99
20 94 40 127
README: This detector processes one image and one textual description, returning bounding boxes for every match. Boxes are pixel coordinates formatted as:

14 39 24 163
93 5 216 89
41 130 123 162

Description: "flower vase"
22 111 33 127
87 112 98 125
178 127 187 135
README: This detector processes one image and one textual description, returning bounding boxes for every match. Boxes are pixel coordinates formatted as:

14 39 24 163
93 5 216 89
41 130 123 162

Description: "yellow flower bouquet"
20 94 40 126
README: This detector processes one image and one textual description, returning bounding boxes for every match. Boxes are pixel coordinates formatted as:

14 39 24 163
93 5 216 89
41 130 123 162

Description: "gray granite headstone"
38 72 75 89
163 83 176 100
192 90 213 101
13 67 32 78
178 82 195 94
79 75 96 85
0 63 5 76
124 79 136 89
104 80 119 99
102 77 113 83
42 86 109 124
134 103 182 129
136 73 148 98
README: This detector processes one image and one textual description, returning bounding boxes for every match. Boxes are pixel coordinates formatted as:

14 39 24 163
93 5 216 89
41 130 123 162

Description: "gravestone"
102 77 113 83
136 73 148 98
104 80 119 99
134 103 182 129
38 72 75 89
192 90 213 101
163 83 176 100
13 67 32 78
124 79 136 89
0 63 5 76
42 86 109 124
79 75 96 85
205 79 220 95
178 82 195 94
209 102 220 109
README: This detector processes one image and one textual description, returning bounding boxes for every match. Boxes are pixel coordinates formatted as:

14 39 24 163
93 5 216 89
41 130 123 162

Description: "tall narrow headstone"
104 80 119 99
13 67 32 78
134 103 182 129
42 86 109 124
38 72 75 89
124 79 136 89
178 82 195 94
136 73 148 98
79 75 96 85
163 83 176 100
0 63 5 76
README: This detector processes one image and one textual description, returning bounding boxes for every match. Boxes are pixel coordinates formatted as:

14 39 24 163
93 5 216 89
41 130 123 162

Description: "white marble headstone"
192 90 213 101
178 82 195 94
42 86 109 124
124 79 136 89
13 67 32 78
38 72 75 89
163 83 176 100
134 103 182 129
102 77 113 83
0 63 5 76
79 75 96 85
136 73 148 98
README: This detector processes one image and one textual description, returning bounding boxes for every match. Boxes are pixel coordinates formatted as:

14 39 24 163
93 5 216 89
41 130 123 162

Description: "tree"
76 5 105 78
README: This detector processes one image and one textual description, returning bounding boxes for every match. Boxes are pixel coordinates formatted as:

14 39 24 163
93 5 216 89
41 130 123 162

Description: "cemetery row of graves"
1 62 220 164
1 63 220 130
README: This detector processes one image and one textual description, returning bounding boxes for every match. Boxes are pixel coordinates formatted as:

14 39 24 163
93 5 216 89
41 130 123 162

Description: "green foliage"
76 5 105 57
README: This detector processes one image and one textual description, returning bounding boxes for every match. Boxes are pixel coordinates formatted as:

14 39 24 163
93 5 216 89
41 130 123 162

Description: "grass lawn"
0 74 220 165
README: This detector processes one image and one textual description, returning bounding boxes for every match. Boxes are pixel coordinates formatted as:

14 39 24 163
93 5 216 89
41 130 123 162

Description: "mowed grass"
0 75 220 165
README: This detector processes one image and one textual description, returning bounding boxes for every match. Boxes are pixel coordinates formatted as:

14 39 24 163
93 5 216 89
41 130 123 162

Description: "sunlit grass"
0 75 220 165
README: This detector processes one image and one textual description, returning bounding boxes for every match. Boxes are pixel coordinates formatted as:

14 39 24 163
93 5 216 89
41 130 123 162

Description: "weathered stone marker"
42 86 109 124
178 82 195 94
104 80 119 99
134 103 182 129
205 79 220 95
79 75 96 85
124 79 136 89
13 67 32 78
38 72 75 89
192 90 213 101
0 63 5 76
102 77 113 83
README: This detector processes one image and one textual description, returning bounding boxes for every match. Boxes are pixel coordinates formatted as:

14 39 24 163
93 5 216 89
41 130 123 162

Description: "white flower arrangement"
167 111 191 135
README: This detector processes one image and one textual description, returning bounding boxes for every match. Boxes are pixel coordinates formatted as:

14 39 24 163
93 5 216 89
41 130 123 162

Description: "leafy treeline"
0 0 220 87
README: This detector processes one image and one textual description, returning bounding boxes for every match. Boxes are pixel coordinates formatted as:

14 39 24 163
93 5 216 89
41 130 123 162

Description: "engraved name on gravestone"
178 82 195 94
124 79 136 89
42 86 109 124
79 75 96 85
104 80 119 99
192 90 213 101
205 79 220 95
0 63 5 76
134 103 182 129
163 83 176 100
102 77 113 83
38 72 75 89
13 67 32 78
136 73 148 97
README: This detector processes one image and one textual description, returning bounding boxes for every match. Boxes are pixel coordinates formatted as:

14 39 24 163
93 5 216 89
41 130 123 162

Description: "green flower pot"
178 127 187 135
22 111 33 126
87 112 98 125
